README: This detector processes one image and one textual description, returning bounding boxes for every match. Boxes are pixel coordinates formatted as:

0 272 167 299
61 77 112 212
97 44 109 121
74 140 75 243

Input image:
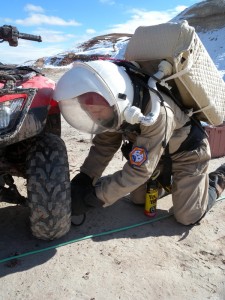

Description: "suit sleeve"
80 131 123 180
95 107 177 204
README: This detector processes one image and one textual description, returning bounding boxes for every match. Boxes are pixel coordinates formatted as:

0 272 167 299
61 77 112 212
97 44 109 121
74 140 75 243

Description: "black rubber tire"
26 133 71 240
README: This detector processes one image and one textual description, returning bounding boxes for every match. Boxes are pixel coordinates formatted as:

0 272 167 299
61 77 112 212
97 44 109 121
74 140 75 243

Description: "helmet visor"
59 92 118 134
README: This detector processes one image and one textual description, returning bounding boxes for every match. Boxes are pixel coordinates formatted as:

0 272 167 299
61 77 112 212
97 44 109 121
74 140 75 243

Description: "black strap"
156 83 207 138
113 60 150 112
157 145 172 188
173 119 206 154
119 122 141 134
114 60 207 138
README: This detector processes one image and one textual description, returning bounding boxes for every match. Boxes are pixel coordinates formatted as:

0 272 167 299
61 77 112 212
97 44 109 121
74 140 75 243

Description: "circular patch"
129 146 148 167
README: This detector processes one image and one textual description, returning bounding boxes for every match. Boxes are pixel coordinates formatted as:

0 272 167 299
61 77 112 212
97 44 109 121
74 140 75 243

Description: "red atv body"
0 70 58 147
0 25 71 240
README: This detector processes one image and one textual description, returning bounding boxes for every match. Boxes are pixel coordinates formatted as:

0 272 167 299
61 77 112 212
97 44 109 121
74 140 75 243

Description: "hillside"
35 33 132 67
173 0 225 30
35 0 225 80
172 0 225 78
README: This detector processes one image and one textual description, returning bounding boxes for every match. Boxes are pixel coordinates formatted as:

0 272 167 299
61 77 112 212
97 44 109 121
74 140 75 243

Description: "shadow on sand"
0 196 193 277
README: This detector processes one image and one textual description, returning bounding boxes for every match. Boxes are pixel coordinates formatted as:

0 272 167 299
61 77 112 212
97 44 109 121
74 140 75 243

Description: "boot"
195 163 225 223
208 163 225 198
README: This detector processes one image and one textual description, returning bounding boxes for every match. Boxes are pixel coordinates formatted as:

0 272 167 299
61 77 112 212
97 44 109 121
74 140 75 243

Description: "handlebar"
0 25 42 46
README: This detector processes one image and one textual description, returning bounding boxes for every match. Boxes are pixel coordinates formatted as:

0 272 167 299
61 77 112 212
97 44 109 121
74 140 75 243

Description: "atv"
0 25 71 240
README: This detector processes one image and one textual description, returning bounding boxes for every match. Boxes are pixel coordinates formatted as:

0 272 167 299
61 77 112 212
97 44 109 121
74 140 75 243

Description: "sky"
0 0 202 64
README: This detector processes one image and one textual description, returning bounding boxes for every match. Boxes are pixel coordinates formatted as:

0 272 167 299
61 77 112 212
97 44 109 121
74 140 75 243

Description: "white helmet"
53 60 134 134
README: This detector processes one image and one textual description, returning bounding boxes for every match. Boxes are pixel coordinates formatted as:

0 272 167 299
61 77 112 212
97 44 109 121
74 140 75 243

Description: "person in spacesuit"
53 59 225 225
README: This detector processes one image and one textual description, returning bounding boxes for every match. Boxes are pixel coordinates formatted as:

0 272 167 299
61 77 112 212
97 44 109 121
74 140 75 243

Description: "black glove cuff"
71 172 92 186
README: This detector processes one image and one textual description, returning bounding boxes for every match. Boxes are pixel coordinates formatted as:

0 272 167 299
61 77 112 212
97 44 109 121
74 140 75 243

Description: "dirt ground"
0 67 225 300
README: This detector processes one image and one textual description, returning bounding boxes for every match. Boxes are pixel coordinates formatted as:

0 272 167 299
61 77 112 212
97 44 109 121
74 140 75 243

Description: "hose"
123 60 173 126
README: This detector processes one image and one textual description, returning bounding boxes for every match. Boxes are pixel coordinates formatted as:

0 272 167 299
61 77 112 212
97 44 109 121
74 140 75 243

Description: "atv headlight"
0 98 24 129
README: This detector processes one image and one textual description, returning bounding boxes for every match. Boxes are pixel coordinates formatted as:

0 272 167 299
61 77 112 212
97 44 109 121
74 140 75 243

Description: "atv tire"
26 133 71 240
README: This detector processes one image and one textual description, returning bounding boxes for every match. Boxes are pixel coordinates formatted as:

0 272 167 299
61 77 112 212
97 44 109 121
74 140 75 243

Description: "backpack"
124 20 225 126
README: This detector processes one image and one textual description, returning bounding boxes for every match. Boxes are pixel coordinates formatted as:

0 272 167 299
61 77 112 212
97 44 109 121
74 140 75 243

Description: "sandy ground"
0 67 225 300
